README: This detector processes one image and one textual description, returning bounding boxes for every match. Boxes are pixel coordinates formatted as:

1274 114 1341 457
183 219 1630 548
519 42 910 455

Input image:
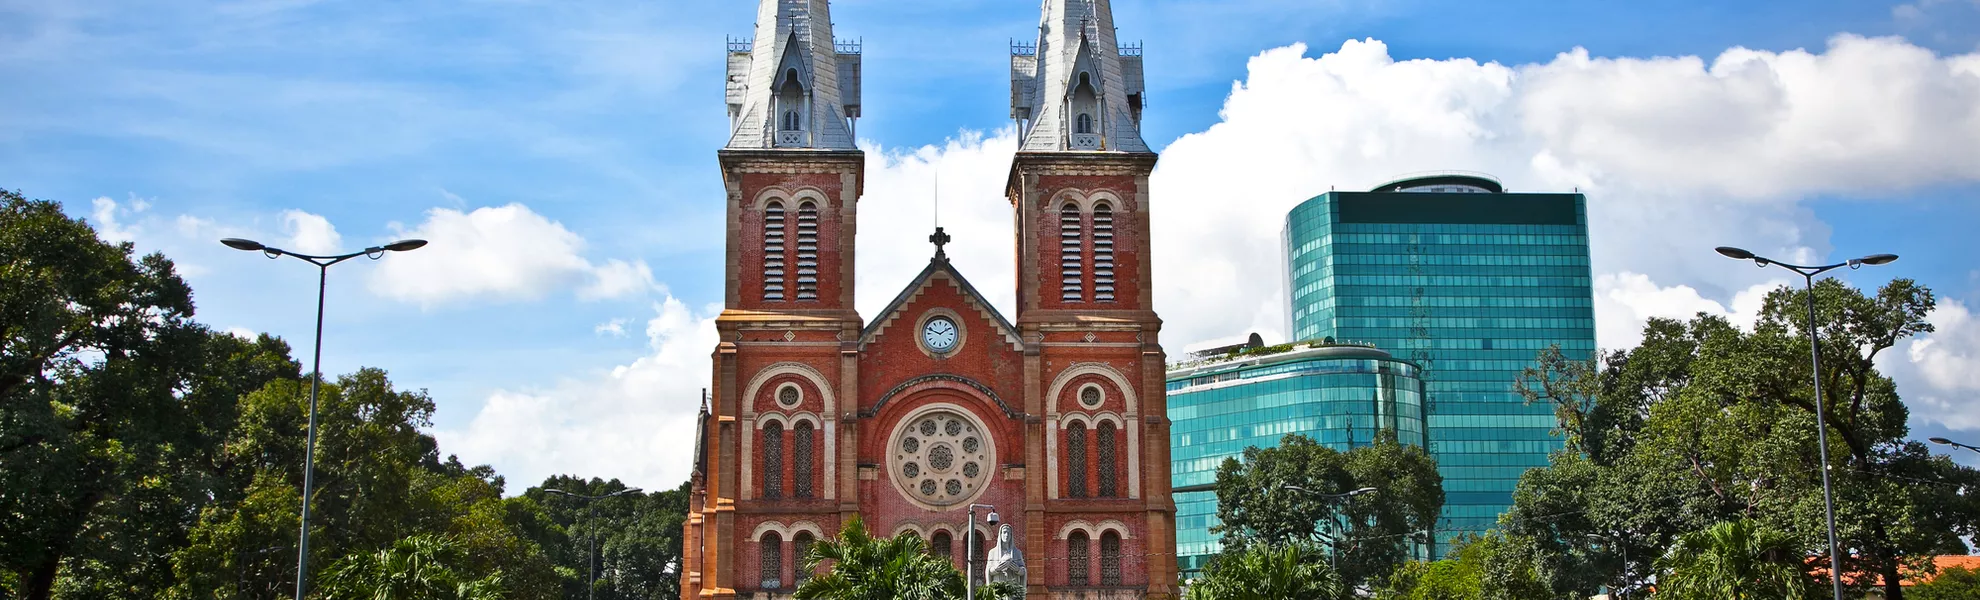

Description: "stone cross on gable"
929 226 951 259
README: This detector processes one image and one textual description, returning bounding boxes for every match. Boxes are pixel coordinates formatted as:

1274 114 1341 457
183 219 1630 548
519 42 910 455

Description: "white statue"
984 523 1027 597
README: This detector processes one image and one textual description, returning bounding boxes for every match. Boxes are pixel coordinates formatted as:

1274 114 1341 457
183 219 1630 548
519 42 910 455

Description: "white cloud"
1592 272 1781 348
594 317 630 337
1146 36 1980 349
1892 300 1980 430
367 203 656 306
89 196 144 243
438 296 718 491
279 209 342 254
855 130 1023 320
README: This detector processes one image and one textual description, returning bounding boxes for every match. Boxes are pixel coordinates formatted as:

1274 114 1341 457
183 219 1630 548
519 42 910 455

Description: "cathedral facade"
681 2 1176 598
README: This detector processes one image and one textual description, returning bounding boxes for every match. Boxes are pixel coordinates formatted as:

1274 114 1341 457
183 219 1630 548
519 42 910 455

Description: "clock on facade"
921 316 959 353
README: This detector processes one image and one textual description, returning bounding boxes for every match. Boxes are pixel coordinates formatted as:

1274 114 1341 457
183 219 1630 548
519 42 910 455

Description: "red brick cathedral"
680 1 1176 598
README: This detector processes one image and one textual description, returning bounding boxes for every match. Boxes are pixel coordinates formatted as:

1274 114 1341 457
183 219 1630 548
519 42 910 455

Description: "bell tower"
1008 1 1177 598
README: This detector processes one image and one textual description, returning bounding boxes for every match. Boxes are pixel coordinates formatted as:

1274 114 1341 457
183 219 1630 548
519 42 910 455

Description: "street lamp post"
965 503 999 600
1715 246 1898 600
1283 485 1378 571
220 237 425 600
1929 437 1980 455
545 487 644 600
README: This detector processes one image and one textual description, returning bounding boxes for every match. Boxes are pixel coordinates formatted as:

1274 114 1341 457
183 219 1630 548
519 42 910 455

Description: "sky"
4 0 1979 492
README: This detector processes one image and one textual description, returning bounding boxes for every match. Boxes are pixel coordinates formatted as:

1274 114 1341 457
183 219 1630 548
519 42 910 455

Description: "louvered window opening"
793 532 815 583
1060 203 1083 301
793 421 814 498
1067 532 1090 586
1100 532 1122 586
764 202 787 301
931 531 953 559
760 533 783 589
1097 421 1118 498
1094 203 1116 302
1066 423 1087 498
796 202 819 300
762 422 783 500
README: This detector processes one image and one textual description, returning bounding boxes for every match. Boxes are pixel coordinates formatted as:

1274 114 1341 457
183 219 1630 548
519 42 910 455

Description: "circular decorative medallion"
889 407 994 508
1080 385 1103 409
778 385 802 408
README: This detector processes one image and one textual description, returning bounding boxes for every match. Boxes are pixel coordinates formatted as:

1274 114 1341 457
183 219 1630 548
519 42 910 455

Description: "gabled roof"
860 255 1023 352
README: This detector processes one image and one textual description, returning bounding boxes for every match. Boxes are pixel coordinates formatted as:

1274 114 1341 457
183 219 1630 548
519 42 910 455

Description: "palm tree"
1183 541 1342 600
794 516 1018 600
1656 519 1819 600
318 533 507 600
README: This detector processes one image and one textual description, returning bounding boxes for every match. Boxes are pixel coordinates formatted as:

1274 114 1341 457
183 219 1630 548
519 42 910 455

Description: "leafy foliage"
1372 532 1551 600
519 476 690 600
1503 279 1980 600
1210 431 1443 590
318 534 508 600
792 516 1016 600
1910 565 1980 600
1655 519 1818 600
1183 541 1342 600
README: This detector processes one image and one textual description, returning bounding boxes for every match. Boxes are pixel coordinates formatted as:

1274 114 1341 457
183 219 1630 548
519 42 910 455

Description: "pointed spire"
1010 0 1148 153
725 0 862 150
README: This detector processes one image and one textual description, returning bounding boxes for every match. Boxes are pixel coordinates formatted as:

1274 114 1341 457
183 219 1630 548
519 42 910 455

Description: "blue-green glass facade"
1166 345 1427 574
1283 184 1596 548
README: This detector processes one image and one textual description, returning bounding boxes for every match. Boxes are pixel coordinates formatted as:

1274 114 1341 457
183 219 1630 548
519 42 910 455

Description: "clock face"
922 317 959 353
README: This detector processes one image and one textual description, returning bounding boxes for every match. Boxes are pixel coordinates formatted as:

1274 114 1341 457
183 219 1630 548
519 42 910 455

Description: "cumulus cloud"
367 203 659 306
89 196 146 243
1148 35 1980 349
438 296 718 491
279 209 342 254
594 317 630 337
854 130 1023 320
1891 300 1980 430
1592 272 1782 348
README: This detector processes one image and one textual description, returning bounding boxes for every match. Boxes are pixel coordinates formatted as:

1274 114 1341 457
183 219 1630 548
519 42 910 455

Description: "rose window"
891 409 993 507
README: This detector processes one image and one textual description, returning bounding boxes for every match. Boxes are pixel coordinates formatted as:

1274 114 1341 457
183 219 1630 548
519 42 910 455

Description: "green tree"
1373 532 1551 600
1910 565 1980 600
1210 431 1443 590
519 476 690 599
317 534 507 600
167 370 559 599
1504 279 1980 600
1 191 298 599
792 516 1015 600
1183 542 1342 600
1655 519 1817 600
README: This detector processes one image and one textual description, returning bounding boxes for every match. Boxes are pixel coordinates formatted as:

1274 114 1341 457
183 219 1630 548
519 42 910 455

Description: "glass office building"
1283 173 1596 548
1167 343 1427 574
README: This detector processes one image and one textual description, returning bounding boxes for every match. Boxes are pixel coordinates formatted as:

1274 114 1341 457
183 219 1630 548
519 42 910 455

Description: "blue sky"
4 0 1979 489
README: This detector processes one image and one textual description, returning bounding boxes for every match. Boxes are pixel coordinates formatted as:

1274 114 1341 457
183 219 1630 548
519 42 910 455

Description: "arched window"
1093 202 1115 302
793 531 816 583
931 531 953 560
795 202 819 301
1060 203 1083 302
1097 421 1118 497
1076 113 1093 134
1069 72 1100 149
1100 532 1122 585
763 201 787 301
1066 422 1088 498
782 110 802 131
762 422 784 500
760 532 784 589
793 421 814 498
1067 531 1090 586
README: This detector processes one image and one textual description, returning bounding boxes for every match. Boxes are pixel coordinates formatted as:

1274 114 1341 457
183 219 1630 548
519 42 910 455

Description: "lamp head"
1715 246 1756 261
382 239 428 252
1859 253 1899 266
543 488 574 497
1930 437 1954 446
1349 487 1379 497
221 238 266 252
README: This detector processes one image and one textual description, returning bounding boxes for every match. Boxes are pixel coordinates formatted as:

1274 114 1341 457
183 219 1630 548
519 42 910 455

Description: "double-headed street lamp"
1930 437 1980 454
544 487 644 600
1284 485 1378 570
964 503 999 600
1716 246 1898 600
220 237 425 599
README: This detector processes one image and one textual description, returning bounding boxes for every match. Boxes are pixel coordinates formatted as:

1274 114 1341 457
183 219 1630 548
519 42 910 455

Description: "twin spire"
725 0 1148 154
725 0 861 150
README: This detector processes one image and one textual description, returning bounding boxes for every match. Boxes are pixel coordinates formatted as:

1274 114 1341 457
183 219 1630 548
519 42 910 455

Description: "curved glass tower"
1282 172 1596 552
1167 343 1427 574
